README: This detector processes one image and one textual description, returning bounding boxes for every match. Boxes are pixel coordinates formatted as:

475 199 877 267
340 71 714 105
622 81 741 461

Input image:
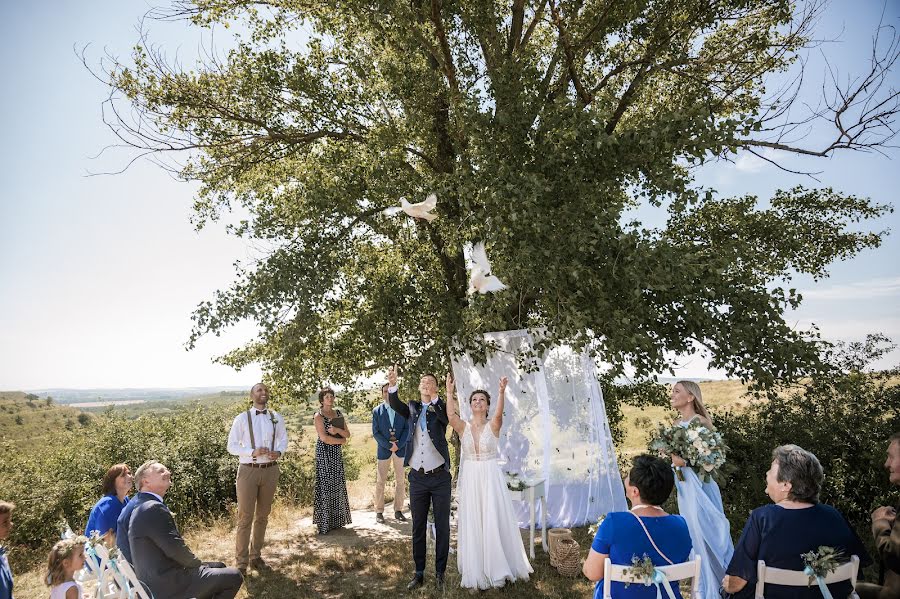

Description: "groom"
387 366 452 591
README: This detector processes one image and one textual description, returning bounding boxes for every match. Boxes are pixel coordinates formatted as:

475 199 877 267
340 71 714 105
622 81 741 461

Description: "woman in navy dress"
584 455 693 599
313 388 352 535
85 463 133 543
723 445 871 599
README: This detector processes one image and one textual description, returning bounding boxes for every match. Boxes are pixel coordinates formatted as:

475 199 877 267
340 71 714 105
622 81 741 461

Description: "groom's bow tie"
256 409 268 415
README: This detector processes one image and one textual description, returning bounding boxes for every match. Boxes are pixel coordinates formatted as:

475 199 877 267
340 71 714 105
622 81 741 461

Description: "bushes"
714 368 900 550
0 404 331 571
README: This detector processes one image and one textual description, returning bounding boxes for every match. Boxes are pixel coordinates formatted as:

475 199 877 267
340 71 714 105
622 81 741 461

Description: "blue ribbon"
803 566 833 599
640 568 677 599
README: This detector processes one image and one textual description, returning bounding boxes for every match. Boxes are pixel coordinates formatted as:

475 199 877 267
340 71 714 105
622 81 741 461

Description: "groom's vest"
389 391 451 472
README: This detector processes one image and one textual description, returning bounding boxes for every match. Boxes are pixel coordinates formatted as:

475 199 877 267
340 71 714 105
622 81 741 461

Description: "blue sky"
0 1 898 389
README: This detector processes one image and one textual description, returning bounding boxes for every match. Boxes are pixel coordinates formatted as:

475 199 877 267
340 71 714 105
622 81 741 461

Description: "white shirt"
409 396 445 471
227 408 289 464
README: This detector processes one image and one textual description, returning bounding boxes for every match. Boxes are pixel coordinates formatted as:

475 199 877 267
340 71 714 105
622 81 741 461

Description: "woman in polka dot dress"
313 387 352 534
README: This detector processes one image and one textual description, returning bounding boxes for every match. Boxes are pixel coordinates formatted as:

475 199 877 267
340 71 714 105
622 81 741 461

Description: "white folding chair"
603 556 702 599
111 558 154 599
755 555 860 599
77 546 102 585
91 544 126 599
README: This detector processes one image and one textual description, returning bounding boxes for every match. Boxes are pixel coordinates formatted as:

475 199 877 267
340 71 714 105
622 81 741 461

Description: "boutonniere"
426 403 436 413
270 412 279 426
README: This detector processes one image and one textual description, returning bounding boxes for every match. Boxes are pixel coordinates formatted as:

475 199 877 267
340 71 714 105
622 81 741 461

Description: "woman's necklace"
630 504 664 512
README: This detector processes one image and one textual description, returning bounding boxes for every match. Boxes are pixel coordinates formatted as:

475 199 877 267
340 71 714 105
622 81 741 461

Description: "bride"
670 380 734 599
446 374 532 590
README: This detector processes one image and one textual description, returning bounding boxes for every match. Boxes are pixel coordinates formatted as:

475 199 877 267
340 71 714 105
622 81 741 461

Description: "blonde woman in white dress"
446 374 532 590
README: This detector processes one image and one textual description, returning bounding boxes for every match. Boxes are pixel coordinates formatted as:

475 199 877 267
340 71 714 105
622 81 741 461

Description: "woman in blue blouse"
0 501 14 599
723 445 871 599
584 455 693 599
85 463 133 543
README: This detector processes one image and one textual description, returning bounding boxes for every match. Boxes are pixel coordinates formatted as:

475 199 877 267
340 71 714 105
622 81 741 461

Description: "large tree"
97 0 897 395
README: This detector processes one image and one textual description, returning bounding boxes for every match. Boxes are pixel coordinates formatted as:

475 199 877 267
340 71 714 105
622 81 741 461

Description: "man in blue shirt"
373 383 410 523
0 501 15 599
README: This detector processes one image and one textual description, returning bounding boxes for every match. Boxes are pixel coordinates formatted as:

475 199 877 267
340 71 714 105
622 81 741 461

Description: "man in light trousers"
372 383 410 523
227 383 288 574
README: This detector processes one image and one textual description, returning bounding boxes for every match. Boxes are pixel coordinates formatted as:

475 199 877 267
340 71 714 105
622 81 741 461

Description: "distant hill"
0 391 87 448
25 386 248 404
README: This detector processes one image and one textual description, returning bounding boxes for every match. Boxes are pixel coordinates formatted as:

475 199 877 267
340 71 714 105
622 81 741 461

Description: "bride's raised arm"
490 376 508 435
445 373 466 436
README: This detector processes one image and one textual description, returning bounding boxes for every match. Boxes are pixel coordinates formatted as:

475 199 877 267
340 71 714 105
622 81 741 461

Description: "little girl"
46 537 86 599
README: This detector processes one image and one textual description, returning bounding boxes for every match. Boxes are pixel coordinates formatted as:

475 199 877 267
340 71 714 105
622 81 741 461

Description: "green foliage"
715 354 899 544
599 374 670 446
100 0 893 401
0 405 343 571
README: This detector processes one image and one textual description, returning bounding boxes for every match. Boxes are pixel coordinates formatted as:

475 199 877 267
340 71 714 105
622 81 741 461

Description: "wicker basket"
548 528 573 567
555 538 581 577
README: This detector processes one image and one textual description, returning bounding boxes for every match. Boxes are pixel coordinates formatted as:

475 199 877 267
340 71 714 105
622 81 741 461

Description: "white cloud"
800 277 900 300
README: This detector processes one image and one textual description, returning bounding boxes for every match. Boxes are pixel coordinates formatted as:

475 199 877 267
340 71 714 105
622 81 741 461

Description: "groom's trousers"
408 467 452 575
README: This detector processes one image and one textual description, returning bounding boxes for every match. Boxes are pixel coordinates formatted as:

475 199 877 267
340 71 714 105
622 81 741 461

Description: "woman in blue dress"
584 455 693 599
670 381 734 599
723 445 871 599
85 463 133 544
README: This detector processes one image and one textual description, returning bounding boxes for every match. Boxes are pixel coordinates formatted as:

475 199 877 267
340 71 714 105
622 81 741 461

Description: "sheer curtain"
451 329 626 528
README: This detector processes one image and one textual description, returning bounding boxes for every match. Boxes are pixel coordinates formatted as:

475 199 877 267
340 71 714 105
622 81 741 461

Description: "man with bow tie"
126 461 243 598
227 383 289 574
386 366 452 591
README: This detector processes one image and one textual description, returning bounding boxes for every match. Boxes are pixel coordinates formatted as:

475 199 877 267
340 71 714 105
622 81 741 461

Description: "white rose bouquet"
648 420 728 483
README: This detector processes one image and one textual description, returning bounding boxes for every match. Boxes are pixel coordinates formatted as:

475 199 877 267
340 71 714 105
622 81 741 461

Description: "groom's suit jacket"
387 390 451 472
372 403 410 460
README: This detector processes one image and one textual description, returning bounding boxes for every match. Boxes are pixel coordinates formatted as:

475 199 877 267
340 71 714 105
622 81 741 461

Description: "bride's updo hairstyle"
468 389 491 408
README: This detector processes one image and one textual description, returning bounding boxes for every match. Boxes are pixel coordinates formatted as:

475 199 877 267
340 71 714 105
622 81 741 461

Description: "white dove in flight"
383 193 438 222
467 241 508 294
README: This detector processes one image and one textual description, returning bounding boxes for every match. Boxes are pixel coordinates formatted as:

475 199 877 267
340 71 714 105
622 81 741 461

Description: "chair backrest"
603 556 702 599
114 558 154 599
77 546 102 583
92 544 125 599
755 555 860 599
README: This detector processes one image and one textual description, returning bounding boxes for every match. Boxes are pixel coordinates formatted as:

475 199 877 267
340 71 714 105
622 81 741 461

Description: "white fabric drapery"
451 329 627 528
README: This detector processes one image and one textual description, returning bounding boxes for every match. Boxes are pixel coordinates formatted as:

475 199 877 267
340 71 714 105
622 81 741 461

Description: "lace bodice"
461 422 499 461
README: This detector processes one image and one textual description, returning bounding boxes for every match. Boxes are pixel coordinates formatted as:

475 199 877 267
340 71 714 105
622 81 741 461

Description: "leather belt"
414 466 443 475
242 462 278 469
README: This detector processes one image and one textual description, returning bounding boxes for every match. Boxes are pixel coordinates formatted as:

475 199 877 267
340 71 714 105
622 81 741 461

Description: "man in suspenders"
227 383 289 574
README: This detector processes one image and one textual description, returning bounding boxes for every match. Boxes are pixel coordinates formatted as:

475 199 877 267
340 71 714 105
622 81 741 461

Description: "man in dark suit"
373 382 411 523
386 366 452 591
127 461 243 599
115 482 154 564
860 433 900 599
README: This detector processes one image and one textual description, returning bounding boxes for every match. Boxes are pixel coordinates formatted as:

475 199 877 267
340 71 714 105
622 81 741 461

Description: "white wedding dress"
456 421 533 589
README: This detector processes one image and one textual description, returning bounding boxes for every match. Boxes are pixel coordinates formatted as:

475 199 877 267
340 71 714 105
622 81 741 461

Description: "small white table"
507 478 548 559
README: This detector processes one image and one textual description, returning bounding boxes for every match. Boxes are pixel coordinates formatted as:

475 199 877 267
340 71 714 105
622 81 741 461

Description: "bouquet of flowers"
623 554 656 587
648 420 728 483
505 472 526 491
801 546 843 582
